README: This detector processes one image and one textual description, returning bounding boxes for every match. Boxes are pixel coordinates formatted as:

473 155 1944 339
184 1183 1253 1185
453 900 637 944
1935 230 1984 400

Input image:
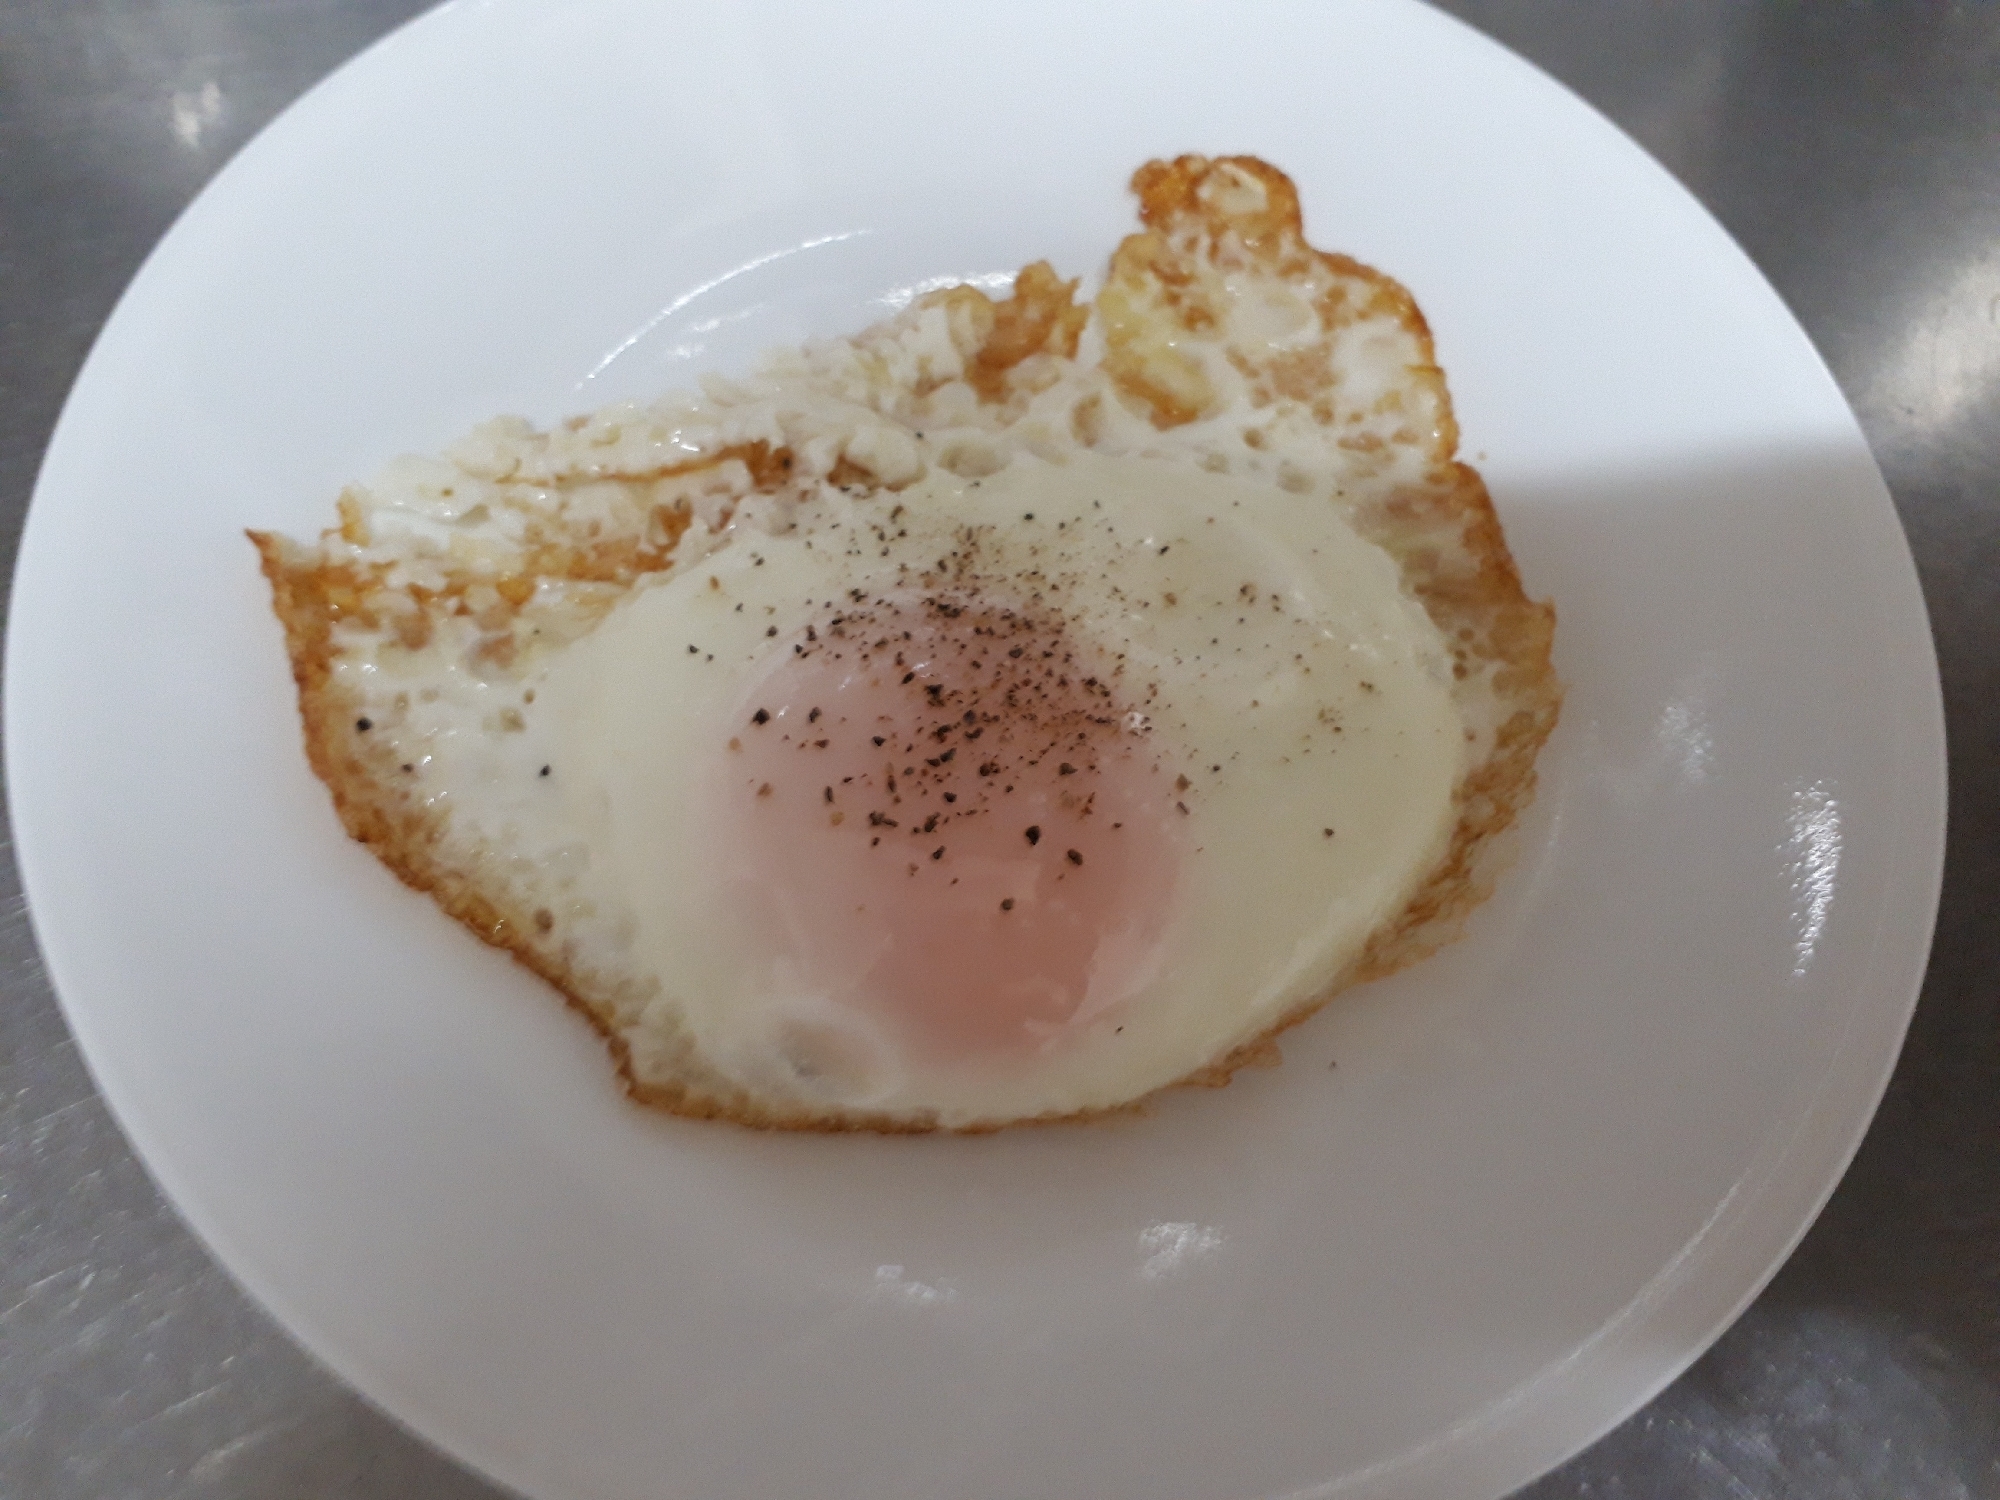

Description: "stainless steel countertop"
3 2 1995 1495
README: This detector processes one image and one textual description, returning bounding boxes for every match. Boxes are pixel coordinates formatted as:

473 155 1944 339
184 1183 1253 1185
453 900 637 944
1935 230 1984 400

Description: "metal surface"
1 0 1994 1493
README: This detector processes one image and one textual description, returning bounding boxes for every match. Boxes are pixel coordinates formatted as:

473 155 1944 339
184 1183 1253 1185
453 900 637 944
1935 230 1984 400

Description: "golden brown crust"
938 259 1090 402
255 156 1559 1132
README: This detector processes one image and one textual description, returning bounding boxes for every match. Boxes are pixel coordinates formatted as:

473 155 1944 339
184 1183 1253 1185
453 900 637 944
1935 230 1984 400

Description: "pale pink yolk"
705 596 1184 1061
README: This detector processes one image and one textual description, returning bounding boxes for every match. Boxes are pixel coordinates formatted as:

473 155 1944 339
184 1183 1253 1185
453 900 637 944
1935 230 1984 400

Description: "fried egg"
251 155 1559 1131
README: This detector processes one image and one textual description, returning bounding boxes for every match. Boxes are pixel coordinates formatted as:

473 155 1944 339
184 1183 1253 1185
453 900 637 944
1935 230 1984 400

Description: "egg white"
530 451 1465 1125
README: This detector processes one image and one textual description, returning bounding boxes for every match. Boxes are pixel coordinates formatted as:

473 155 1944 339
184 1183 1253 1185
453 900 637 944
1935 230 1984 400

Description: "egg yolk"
710 597 1184 1062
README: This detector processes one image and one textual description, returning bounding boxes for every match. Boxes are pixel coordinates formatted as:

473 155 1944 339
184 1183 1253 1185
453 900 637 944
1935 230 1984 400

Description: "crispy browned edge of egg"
249 155 1561 1134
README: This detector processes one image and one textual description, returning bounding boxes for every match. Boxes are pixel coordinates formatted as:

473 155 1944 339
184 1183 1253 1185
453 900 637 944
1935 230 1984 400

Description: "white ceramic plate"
6 1 1945 1497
